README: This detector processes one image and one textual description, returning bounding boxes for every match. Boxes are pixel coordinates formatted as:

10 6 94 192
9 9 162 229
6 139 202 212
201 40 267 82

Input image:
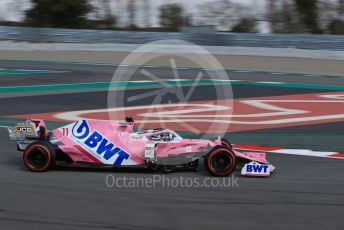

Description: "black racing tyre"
205 146 236 177
23 141 55 172
221 138 233 150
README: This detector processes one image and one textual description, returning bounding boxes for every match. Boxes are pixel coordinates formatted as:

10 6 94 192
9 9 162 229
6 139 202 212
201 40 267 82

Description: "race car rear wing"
8 119 47 141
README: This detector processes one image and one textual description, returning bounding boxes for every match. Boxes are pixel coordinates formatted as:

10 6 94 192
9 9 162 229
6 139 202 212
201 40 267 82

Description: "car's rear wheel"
205 147 236 177
23 141 55 172
221 138 232 150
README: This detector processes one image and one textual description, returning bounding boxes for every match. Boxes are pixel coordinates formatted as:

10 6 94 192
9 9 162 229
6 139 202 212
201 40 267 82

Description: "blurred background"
0 0 343 34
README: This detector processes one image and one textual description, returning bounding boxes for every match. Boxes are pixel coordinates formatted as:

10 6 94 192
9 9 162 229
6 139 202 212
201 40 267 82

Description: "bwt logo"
71 120 129 166
246 164 269 173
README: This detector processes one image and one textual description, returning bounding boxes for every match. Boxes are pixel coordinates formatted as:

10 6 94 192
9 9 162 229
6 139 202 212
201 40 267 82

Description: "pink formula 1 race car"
8 118 275 177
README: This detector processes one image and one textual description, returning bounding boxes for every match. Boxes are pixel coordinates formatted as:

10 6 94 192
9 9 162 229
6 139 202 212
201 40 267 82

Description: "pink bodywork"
52 120 268 166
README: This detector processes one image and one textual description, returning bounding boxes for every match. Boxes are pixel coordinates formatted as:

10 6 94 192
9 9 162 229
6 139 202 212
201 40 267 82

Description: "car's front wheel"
205 147 236 177
23 141 55 172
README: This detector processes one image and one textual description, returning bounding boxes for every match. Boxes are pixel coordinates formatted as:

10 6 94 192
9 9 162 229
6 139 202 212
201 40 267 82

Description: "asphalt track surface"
1 59 344 87
0 59 343 230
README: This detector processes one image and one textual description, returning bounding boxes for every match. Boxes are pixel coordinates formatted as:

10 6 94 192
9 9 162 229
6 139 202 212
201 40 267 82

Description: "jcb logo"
16 126 34 134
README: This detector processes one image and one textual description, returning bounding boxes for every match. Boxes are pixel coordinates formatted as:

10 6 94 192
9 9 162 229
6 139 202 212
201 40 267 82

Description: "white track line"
235 146 343 159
